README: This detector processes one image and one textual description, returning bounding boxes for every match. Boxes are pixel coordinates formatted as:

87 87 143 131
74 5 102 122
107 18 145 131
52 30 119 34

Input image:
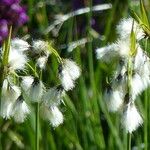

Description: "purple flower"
1 0 20 5
0 0 28 43
0 19 8 43
17 12 29 26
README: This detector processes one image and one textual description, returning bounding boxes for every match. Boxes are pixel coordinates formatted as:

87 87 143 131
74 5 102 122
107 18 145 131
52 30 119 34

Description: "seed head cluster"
0 39 81 127
96 18 149 133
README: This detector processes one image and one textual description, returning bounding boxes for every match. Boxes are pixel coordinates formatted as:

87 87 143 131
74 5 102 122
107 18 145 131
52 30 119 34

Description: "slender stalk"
144 90 148 150
86 0 105 149
144 38 148 150
35 102 39 150
127 133 131 150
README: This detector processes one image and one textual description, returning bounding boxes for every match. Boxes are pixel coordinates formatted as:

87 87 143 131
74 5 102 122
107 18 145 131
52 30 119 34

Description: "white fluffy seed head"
11 38 30 52
0 100 14 119
116 39 131 58
63 59 81 80
2 80 21 102
105 88 124 112
96 43 118 62
131 73 145 100
60 68 75 91
117 18 145 41
21 76 34 91
8 48 28 71
59 59 81 91
134 46 148 70
40 105 64 127
29 80 45 102
36 56 48 69
49 106 64 127
121 103 143 133
42 86 65 106
12 99 30 123
32 40 51 56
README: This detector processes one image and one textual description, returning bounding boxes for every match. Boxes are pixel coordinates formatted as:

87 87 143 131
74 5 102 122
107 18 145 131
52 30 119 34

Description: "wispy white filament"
131 74 145 100
8 48 28 71
59 59 81 91
40 105 64 127
49 106 64 127
105 88 124 112
29 80 45 102
32 40 51 56
42 86 65 106
21 76 34 91
11 38 30 52
44 3 112 34
122 103 143 133
116 18 145 41
2 79 21 101
96 43 118 61
0 100 13 119
12 100 30 123
36 56 48 69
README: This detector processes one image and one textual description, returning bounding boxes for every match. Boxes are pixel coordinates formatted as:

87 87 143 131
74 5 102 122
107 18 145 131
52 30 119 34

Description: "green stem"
2 26 12 66
127 57 132 96
48 44 62 63
35 102 39 150
144 90 148 150
127 133 131 150
144 38 148 150
26 63 39 78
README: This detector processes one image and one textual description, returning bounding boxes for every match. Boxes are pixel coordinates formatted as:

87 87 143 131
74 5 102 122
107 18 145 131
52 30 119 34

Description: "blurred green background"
0 0 150 149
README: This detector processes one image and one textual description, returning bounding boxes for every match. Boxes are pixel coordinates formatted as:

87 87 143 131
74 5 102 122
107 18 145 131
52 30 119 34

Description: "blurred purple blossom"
0 0 28 43
0 19 8 42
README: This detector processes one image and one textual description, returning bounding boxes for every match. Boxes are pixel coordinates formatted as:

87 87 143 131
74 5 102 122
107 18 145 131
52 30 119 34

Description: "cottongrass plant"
96 17 149 133
0 37 81 150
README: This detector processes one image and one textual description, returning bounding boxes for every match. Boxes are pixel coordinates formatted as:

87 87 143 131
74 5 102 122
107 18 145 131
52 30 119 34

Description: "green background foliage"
0 0 150 149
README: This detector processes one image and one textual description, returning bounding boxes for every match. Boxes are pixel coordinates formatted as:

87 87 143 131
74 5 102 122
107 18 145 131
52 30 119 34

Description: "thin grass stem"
127 133 131 150
35 102 39 150
144 38 148 150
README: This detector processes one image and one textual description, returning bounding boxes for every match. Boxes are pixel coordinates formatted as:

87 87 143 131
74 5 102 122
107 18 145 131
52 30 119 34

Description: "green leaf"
140 0 149 28
129 9 142 24
129 8 150 38
130 21 137 57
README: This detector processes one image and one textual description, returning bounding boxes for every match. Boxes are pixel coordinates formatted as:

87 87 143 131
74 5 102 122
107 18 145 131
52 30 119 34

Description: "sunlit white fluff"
11 38 30 52
49 106 64 127
8 48 28 71
21 76 34 91
131 74 145 100
32 40 51 56
134 47 150 91
36 56 48 69
42 86 65 106
60 69 75 91
96 39 131 61
122 103 143 133
40 105 64 127
59 59 81 91
0 100 13 119
117 18 145 41
29 79 45 102
134 46 147 70
12 99 30 123
116 39 131 58
63 59 81 80
0 80 21 119
96 43 118 62
137 60 150 87
2 79 21 101
105 88 124 112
